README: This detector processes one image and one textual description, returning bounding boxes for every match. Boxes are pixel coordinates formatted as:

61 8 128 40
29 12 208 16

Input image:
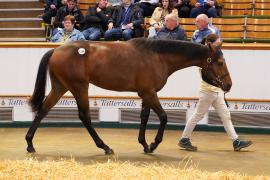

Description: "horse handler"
178 34 252 151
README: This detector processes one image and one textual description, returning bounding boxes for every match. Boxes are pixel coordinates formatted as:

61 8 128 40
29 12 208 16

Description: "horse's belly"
90 78 137 92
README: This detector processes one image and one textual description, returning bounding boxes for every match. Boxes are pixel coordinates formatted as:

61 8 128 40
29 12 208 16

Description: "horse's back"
48 40 167 92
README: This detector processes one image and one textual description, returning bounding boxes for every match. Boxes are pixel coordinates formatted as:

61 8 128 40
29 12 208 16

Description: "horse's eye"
217 59 224 66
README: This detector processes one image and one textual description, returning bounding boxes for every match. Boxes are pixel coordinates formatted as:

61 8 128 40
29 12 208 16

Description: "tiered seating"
179 18 196 39
0 0 45 42
254 0 270 16
79 0 97 15
211 18 245 42
222 0 254 17
246 18 270 42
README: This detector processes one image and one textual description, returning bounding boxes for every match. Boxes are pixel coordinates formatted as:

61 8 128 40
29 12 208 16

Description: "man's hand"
206 0 214 6
125 23 133 29
50 4 56 9
153 23 160 30
96 7 101 12
108 22 113 29
195 2 201 8
177 0 182 5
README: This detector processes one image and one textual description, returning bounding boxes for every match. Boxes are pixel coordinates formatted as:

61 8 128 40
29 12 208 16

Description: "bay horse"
26 38 232 155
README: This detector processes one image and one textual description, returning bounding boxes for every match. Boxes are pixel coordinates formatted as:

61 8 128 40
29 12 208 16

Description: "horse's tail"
29 49 54 112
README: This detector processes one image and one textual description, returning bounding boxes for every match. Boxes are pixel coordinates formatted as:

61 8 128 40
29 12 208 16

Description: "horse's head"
201 43 232 92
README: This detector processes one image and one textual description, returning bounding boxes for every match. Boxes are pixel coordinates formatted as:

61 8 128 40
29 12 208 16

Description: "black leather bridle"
201 57 230 107
201 57 230 89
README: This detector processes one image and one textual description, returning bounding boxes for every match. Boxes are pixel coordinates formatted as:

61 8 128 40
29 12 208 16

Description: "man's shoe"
178 138 197 151
233 139 252 151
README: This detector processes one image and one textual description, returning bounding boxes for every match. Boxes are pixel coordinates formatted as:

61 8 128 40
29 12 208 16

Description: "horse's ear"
208 42 216 53
216 41 223 48
218 41 223 48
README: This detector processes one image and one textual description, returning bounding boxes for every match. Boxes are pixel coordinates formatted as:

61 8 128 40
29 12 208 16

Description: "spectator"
108 0 122 14
83 0 112 40
138 0 159 17
53 0 84 31
178 33 252 152
42 0 66 24
173 0 191 18
51 15 85 42
108 0 122 7
104 0 144 41
148 0 178 38
190 0 218 18
192 13 220 43
154 13 187 40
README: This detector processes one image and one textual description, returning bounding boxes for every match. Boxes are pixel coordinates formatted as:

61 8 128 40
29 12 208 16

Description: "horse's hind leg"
138 101 150 153
139 91 167 153
72 87 113 155
26 87 66 153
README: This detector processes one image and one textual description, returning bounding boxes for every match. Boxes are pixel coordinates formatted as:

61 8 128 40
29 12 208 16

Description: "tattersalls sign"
98 99 186 109
1 97 270 112
239 102 270 112
1 96 270 123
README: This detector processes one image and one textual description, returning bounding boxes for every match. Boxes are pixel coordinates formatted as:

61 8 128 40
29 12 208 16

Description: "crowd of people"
41 0 221 42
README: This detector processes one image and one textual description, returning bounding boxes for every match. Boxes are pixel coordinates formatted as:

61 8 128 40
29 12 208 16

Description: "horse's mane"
129 38 208 58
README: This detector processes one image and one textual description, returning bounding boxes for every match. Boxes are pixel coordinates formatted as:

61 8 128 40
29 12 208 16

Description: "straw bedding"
0 159 268 180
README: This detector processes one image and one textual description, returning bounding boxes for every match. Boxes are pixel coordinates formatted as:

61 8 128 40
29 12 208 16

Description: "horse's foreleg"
138 102 150 153
140 91 167 153
74 90 113 155
26 88 66 153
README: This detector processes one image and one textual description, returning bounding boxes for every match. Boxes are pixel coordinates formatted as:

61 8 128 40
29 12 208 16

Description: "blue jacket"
108 4 144 37
51 28 85 42
155 26 187 40
192 24 220 43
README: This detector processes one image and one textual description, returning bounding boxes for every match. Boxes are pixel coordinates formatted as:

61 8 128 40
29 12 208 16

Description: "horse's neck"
155 43 209 76
164 54 205 76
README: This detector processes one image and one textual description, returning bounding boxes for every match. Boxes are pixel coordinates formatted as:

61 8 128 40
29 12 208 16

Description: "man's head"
66 0 77 11
195 14 209 31
164 14 178 30
61 0 67 5
98 0 108 8
122 0 132 6
63 15 75 32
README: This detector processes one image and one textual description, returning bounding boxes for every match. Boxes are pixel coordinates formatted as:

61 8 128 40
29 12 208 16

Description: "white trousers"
182 91 238 141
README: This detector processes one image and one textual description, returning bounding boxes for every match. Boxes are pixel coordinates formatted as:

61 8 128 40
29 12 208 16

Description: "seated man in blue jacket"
104 0 144 41
154 13 187 40
192 13 220 43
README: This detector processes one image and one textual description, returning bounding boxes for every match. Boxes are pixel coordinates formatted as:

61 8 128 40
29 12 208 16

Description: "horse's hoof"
27 146 36 153
143 146 150 154
149 143 156 153
105 148 114 155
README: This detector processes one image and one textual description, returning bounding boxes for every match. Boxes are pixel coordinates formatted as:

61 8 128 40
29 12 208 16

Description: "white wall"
0 48 270 100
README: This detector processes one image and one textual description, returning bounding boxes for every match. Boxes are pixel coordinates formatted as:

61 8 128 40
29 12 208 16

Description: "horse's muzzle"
223 83 232 92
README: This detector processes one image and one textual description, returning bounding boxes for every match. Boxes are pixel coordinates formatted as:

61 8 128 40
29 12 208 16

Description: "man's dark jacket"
54 6 84 30
156 26 187 40
84 5 112 34
108 4 144 37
